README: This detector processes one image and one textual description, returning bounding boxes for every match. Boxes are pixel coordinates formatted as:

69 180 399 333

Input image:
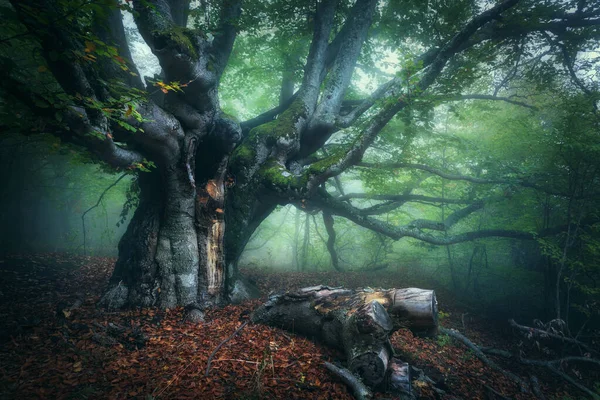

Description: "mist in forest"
1 0 599 398
0 135 130 256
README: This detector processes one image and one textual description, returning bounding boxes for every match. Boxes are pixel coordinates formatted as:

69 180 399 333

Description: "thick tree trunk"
100 153 267 309
252 285 438 392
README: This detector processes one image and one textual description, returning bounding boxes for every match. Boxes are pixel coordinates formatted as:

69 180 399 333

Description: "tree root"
439 327 529 392
442 326 600 400
509 319 598 356
323 361 372 400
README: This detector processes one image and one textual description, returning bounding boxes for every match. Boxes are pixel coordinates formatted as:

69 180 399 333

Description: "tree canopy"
1 0 599 313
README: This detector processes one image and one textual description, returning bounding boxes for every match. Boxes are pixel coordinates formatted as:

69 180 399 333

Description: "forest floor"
0 254 598 400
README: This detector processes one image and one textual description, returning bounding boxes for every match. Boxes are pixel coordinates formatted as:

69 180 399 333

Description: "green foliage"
436 333 452 347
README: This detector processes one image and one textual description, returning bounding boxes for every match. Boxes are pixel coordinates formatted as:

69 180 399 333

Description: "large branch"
1 59 146 168
239 93 298 134
418 10 600 71
303 0 522 192
93 1 144 90
131 0 223 113
311 193 560 245
305 1 599 163
211 0 242 75
296 0 338 107
433 94 538 110
167 0 191 27
311 0 378 125
410 202 485 232
357 162 600 199
339 193 475 205
7 0 179 167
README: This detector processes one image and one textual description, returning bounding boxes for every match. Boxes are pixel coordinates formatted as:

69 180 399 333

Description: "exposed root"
439 327 529 393
98 281 128 310
442 326 600 400
509 319 598 356
323 361 372 400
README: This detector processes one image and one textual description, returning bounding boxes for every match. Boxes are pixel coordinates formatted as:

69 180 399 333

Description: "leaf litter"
0 254 596 399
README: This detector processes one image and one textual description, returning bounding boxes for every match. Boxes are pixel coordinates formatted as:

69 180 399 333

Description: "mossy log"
251 285 437 393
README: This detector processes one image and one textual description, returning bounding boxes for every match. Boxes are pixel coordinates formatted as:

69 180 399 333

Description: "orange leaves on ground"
0 255 592 399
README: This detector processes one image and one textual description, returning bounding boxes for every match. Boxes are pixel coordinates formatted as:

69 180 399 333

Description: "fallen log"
252 285 437 393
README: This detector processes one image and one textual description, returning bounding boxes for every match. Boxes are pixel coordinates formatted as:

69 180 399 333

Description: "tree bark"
252 285 438 391
100 137 268 309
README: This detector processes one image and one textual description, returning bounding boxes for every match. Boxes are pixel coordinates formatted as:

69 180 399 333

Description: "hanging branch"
81 173 128 256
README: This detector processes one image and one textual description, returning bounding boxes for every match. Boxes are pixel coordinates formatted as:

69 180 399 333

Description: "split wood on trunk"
251 285 438 397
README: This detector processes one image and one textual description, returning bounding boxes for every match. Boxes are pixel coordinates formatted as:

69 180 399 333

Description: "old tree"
1 0 599 311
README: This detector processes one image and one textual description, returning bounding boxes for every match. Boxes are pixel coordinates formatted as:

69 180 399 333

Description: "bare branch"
304 0 522 192
339 193 475 205
211 0 243 74
312 0 378 125
82 173 129 255
240 93 298 134
167 0 192 27
410 202 485 231
357 162 506 184
356 162 600 199
336 78 400 128
452 325 600 400
297 0 338 106
358 201 406 216
440 327 529 392
509 319 599 356
312 194 536 245
434 94 538 110
324 362 372 400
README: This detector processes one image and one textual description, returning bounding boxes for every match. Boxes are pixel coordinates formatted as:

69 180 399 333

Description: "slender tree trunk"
301 213 310 271
293 207 301 271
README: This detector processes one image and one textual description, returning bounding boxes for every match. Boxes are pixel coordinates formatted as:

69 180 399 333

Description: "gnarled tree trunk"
100 119 268 310
252 285 438 393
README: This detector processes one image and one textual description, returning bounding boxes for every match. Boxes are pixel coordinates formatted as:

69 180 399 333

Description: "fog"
0 134 130 257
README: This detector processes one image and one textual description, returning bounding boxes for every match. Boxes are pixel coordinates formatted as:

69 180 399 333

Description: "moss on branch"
153 25 201 58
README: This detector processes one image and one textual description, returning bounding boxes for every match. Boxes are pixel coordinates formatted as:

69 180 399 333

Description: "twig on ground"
517 357 600 400
484 384 513 399
451 328 600 400
439 327 529 393
205 320 249 377
509 319 598 356
529 375 546 400
323 361 372 400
